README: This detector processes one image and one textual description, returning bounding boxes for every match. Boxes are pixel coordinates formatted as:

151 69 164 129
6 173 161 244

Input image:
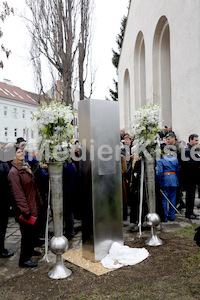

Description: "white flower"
32 100 74 163
133 104 162 158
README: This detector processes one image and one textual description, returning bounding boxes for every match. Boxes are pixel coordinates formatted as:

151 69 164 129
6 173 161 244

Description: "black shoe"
19 260 37 268
34 239 44 247
66 235 75 241
31 250 41 257
168 217 174 221
189 214 199 220
130 226 139 233
141 225 151 231
197 204 200 209
0 249 14 258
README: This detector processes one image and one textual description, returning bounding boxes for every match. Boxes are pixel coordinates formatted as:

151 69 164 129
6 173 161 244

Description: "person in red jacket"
8 147 43 268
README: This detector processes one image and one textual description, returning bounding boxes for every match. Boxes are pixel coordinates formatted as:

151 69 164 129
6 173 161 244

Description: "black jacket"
182 144 200 185
0 161 12 208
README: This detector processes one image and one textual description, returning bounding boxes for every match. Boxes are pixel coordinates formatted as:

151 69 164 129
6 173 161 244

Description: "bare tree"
79 0 93 101
24 0 94 106
0 2 14 68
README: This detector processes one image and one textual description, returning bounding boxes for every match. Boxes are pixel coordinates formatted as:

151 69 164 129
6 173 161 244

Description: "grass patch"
180 252 200 276
172 224 197 239
72 290 107 300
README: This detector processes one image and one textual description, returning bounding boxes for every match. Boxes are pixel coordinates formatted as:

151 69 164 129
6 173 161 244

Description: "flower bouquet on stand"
33 100 75 164
133 104 162 245
33 100 74 279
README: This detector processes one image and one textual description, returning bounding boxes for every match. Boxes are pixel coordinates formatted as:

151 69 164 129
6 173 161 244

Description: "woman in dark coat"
0 160 14 258
8 147 43 268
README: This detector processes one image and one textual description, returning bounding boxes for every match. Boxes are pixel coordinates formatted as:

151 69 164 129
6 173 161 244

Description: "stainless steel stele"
78 100 123 262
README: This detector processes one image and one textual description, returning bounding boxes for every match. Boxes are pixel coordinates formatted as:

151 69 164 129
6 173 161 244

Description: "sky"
0 0 129 100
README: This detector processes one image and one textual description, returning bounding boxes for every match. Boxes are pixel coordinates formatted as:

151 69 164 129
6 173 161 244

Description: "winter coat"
8 162 43 218
0 161 12 209
181 143 200 186
0 161 10 197
24 153 49 202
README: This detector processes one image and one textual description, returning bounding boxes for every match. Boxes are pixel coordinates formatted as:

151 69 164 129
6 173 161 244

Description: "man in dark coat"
182 134 200 219
0 160 14 258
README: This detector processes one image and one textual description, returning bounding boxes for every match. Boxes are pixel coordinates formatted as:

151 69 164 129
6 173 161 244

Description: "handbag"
19 215 37 225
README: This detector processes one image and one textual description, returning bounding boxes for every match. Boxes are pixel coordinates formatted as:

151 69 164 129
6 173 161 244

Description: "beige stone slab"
62 248 116 276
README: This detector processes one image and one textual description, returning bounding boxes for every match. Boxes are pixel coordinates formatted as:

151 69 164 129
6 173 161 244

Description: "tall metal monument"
78 99 123 261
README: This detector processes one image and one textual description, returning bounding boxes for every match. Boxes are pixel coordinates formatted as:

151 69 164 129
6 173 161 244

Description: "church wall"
118 0 200 142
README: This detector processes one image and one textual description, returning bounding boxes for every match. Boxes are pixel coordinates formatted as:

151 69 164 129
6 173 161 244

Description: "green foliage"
109 14 127 101
109 79 118 101
111 49 120 69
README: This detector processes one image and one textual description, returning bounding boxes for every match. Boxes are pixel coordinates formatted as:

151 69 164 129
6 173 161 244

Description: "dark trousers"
0 204 9 253
185 184 196 217
63 193 74 239
19 221 35 263
129 191 138 224
162 187 177 221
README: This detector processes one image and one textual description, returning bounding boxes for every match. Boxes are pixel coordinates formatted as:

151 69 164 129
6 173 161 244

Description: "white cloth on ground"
101 242 149 269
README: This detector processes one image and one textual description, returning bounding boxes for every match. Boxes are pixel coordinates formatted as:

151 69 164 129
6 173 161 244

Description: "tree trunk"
79 42 84 101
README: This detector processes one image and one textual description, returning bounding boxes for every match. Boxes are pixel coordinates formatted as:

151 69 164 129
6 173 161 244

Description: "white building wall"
0 98 38 143
118 0 200 142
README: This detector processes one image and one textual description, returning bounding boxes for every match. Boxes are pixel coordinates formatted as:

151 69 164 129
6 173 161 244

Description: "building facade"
0 80 39 143
118 0 200 142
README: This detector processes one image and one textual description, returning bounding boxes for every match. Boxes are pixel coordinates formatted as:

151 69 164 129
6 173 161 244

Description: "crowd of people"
1 126 200 267
120 127 200 232
0 137 80 268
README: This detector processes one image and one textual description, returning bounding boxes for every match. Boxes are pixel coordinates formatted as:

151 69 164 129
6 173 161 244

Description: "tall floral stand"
144 158 162 246
48 163 72 279
145 158 156 213
133 104 162 246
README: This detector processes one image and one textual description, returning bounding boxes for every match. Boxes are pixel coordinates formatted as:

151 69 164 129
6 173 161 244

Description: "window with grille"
4 106 7 116
4 127 8 136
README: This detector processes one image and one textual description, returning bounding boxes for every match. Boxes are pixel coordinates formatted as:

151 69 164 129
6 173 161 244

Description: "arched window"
124 69 131 131
134 32 146 108
153 16 172 126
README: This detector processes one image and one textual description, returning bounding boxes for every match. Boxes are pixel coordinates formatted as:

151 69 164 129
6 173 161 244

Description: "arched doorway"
153 16 172 126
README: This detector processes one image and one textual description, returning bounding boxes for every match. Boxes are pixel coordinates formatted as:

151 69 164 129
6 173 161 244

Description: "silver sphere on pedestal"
48 236 72 280
144 213 163 246
145 213 161 227
50 236 68 255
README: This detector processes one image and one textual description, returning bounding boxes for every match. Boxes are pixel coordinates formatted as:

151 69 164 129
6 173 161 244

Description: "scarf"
13 159 32 175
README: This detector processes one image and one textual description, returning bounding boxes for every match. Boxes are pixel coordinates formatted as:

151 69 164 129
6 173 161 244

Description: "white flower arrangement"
133 104 162 159
32 100 75 163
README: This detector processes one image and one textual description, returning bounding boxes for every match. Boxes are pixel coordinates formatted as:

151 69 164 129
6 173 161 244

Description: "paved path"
0 194 200 284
